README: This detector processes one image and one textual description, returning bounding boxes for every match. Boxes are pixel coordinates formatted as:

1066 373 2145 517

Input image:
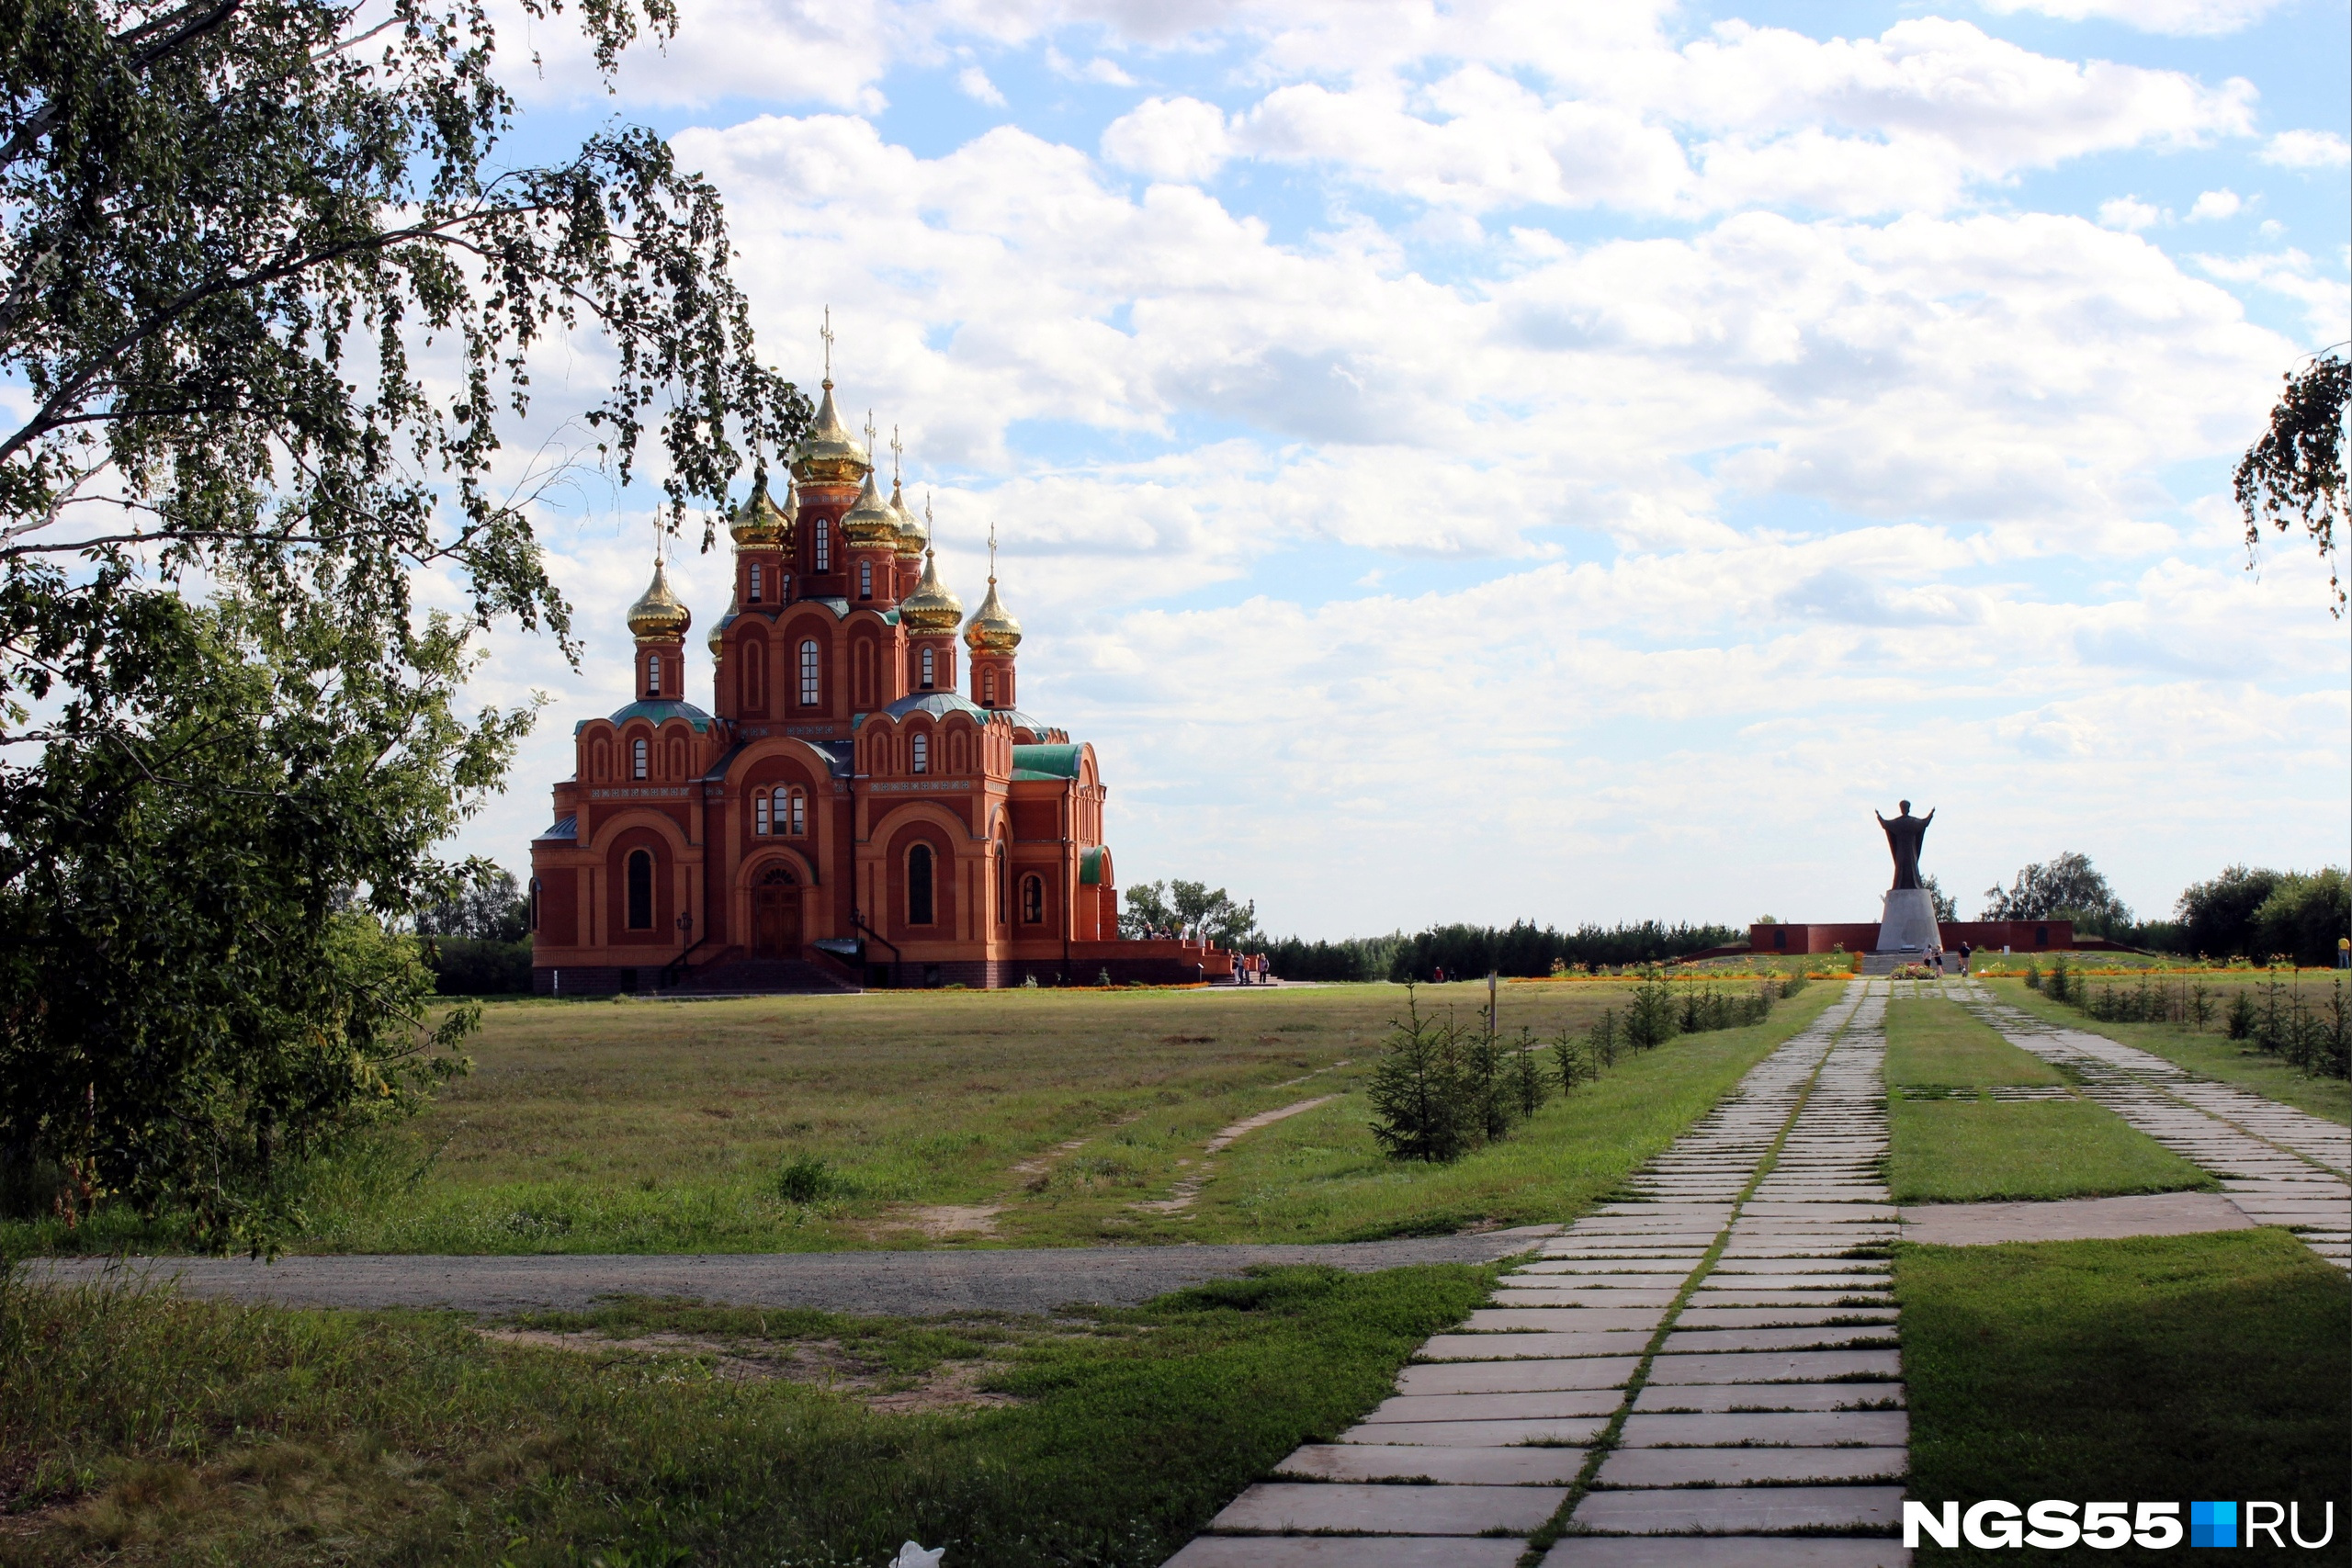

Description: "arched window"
742 649 763 711
1022 874 1044 924
911 733 929 774
627 849 654 930
528 876 541 932
787 788 806 836
813 520 830 572
858 559 873 600
996 844 1010 928
755 789 771 836
646 653 661 696
749 562 763 604
799 640 820 706
983 669 996 705
920 646 935 689
632 737 649 779
908 843 934 925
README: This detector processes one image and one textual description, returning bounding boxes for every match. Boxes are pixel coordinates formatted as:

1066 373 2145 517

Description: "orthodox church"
527 369 1225 993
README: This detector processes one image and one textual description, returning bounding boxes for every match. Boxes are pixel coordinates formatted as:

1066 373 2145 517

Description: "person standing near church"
1959 941 1973 975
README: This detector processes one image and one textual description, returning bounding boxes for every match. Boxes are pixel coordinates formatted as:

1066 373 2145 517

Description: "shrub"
1510 1031 1550 1121
1365 989 1470 1164
776 1155 850 1204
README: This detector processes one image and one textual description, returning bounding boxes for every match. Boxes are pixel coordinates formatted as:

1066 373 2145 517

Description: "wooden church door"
752 868 800 957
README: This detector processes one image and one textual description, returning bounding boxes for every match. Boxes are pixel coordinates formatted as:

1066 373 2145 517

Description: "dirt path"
27 1230 1561 1318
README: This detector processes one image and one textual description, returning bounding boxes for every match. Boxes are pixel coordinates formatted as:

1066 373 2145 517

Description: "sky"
446 0 2351 939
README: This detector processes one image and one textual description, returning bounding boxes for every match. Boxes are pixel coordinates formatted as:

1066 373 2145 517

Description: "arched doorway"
752 864 801 958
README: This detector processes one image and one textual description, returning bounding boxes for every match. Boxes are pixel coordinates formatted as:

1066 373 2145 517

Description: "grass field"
1884 998 2213 1205
1984 976 2352 1126
9 978 1840 1257
0 1260 1494 1567
1898 1228 2352 1566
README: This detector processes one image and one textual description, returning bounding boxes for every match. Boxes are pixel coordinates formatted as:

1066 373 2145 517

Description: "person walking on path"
2339 935 2350 969
1959 941 1973 975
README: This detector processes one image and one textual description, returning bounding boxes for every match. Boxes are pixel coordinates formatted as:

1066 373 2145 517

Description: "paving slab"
1396 1358 1641 1395
1171 1535 1528 1566
1368 1390 1623 1422
1420 1330 1656 1359
1338 1416 1605 1447
1492 1289 1683 1308
1543 1539 1909 1567
1896 1191 2254 1246
1272 1445 1586 1485
1207 1482 1564 1536
1573 1485 1905 1534
1462 1307 1667 1332
1675 1306 1894 1328
1620 1411 1908 1448
1597 1446 1908 1487
1661 1325 1898 1353
1632 1382 1904 1413
1643 1348 1903 1385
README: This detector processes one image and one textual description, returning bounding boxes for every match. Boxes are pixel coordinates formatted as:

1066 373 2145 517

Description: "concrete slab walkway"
1943 978 2352 1269
1168 978 1912 1568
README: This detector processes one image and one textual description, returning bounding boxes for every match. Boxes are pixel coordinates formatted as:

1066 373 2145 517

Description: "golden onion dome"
707 589 738 658
729 476 795 547
963 575 1022 654
789 379 869 485
899 548 965 635
888 477 925 559
838 468 899 548
626 558 692 640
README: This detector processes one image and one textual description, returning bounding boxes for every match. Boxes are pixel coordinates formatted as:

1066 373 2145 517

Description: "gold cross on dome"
864 412 877 462
819 306 833 381
891 424 903 485
987 520 998 583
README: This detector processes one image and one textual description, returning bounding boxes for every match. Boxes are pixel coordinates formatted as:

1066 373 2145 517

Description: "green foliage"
2177 863 2349 964
1981 852 2132 933
1260 931 1403 982
0 0 798 1252
2252 867 2350 968
1626 972 1679 1048
775 1154 851 1205
1508 1027 1549 1122
417 868 530 943
2233 350 2346 616
424 936 534 996
1363 987 1468 1163
0 599 492 1253
1389 918 1742 980
1119 879 1259 949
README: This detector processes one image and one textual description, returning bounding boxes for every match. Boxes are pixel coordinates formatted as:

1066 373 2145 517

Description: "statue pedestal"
1876 889 1941 953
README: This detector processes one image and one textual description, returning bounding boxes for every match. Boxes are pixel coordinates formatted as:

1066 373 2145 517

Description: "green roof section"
1010 742 1080 779
1080 847 1107 886
579 697 713 734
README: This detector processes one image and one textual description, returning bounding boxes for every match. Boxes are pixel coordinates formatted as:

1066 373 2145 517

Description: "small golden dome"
707 589 738 658
838 468 899 548
963 576 1022 654
729 476 795 547
899 548 965 635
790 379 870 485
627 558 692 640
889 477 925 559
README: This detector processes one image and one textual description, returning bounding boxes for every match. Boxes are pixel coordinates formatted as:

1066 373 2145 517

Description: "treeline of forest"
1261 919 1745 983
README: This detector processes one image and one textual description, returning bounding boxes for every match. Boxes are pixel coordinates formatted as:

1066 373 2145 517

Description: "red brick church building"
527 372 1227 993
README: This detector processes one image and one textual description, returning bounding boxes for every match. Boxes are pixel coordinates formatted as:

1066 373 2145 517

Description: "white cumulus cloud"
1101 96 1234 184
2261 129 2352 167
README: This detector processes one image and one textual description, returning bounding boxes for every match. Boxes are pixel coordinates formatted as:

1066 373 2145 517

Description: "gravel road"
27 1228 1560 1318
